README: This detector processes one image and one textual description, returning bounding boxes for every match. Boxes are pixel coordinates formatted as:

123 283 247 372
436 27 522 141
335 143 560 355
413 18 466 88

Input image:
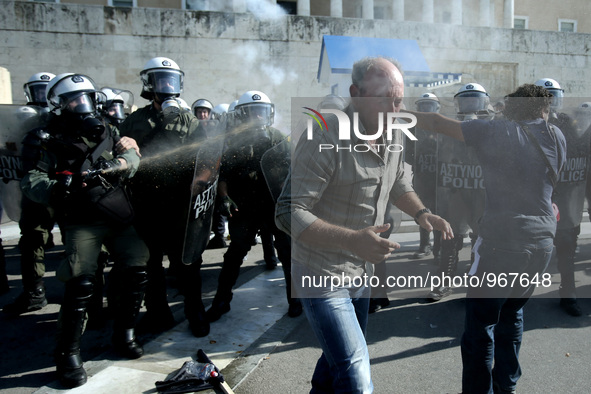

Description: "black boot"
55 353 86 389
113 328 144 359
556 238 581 317
137 265 175 334
559 280 581 317
0 238 8 295
86 263 107 329
4 280 48 315
55 276 94 388
206 298 231 323
186 298 210 338
112 268 147 359
426 237 461 302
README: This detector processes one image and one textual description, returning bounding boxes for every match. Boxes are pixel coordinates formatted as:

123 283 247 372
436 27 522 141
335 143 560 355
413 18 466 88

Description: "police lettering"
418 154 436 173
192 180 217 219
0 154 22 181
559 156 587 183
439 163 485 189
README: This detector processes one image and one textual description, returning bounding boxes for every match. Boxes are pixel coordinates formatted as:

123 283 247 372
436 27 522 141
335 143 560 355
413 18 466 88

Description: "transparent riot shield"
0 105 47 223
413 127 438 215
260 136 291 203
181 123 225 265
551 98 591 229
435 108 485 238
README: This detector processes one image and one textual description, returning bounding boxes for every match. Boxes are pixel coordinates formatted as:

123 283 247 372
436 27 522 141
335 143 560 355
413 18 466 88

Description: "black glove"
220 195 238 217
51 171 83 203
85 158 123 181
98 158 123 173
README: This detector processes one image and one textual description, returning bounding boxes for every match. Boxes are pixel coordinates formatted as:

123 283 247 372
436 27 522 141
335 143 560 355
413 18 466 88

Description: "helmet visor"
416 100 440 113
240 103 274 126
454 92 489 114
573 107 591 133
63 92 95 114
106 101 126 121
25 83 48 105
146 70 183 96
61 91 105 114
548 89 564 109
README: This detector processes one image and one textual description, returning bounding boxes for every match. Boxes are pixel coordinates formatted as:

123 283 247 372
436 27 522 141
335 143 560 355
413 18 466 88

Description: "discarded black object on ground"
155 349 225 394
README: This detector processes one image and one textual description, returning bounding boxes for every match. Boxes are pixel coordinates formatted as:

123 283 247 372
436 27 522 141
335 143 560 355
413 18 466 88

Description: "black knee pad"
65 275 95 305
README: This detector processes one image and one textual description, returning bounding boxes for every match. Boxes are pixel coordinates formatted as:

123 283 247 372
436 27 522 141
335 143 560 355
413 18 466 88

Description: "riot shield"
181 123 225 265
0 105 47 223
551 98 591 229
435 109 485 237
260 136 291 203
413 127 438 213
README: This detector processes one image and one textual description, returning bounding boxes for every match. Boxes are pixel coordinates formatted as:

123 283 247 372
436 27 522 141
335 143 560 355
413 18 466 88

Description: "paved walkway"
1 220 590 393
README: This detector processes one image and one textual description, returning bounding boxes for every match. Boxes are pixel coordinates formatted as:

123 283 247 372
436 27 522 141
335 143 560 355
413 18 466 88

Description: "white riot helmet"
100 87 134 124
535 78 564 110
415 92 440 113
454 83 490 115
177 98 191 111
228 99 239 113
46 73 106 116
225 99 239 126
24 72 55 106
235 90 275 127
210 103 229 120
191 98 213 119
140 57 184 101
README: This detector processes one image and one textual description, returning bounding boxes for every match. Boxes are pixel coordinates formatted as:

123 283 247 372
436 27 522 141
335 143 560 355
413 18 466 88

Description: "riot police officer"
100 87 134 126
4 72 56 315
427 83 490 302
537 78 589 316
119 57 211 337
24 72 56 107
206 90 302 322
20 73 149 388
82 86 135 325
191 98 213 121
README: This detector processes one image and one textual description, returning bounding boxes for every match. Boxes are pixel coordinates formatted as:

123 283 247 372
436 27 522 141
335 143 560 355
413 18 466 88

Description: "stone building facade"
1 0 590 131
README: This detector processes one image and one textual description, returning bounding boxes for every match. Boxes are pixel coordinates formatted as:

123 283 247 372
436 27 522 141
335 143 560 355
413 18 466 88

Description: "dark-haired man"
407 84 566 394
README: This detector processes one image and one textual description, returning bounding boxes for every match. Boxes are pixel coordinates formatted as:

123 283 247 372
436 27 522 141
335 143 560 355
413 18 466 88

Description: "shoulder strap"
81 135 114 172
519 122 560 187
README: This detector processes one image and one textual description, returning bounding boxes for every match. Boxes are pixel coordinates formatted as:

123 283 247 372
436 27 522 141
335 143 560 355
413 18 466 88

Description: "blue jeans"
296 263 373 393
461 235 553 394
